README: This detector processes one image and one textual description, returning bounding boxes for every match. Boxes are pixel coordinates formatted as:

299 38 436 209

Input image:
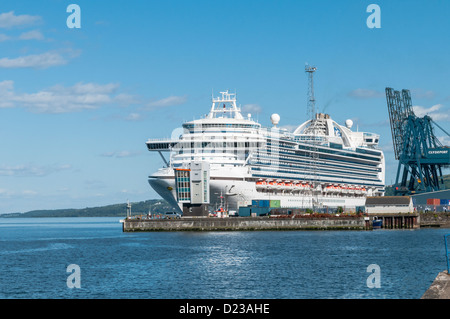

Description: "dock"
122 216 370 232
121 211 450 232
421 271 450 299
370 214 420 229
419 212 450 228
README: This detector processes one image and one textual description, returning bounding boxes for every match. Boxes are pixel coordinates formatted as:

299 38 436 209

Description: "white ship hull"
149 166 369 214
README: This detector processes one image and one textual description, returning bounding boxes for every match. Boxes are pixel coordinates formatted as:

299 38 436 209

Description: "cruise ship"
146 91 385 215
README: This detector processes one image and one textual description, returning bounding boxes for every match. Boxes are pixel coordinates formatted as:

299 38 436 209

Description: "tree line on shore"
0 199 175 218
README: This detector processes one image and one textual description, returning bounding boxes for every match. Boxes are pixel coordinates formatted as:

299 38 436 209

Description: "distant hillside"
385 173 450 195
0 199 176 218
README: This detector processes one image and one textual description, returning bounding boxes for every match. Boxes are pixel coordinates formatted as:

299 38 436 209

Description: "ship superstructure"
146 90 385 215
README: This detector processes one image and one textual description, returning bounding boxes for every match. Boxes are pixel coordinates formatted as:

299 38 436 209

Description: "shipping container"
253 207 269 215
270 200 281 208
239 206 251 217
238 206 272 216
427 198 440 205
260 200 270 207
432 199 441 205
251 200 269 207
440 199 449 205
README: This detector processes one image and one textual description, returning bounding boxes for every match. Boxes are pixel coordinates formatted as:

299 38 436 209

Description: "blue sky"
0 0 449 213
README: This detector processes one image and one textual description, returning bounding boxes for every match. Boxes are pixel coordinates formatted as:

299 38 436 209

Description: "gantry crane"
386 87 450 195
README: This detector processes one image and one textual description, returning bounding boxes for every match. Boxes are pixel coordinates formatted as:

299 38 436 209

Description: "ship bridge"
207 90 244 120
146 90 263 167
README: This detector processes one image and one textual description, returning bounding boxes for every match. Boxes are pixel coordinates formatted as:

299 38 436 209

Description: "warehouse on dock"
365 196 414 214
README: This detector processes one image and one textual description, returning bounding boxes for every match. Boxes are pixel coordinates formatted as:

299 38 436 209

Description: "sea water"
0 217 448 299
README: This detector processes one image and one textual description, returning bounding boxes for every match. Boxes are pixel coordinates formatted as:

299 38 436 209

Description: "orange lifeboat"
256 180 267 188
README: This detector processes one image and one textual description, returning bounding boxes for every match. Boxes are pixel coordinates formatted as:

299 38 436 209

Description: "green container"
270 200 281 208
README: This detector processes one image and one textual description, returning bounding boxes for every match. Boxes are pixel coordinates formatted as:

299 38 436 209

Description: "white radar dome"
345 119 353 128
270 113 280 126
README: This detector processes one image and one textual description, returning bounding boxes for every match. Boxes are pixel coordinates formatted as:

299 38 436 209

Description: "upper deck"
146 91 381 155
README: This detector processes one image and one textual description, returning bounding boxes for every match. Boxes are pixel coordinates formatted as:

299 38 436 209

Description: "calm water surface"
0 217 448 299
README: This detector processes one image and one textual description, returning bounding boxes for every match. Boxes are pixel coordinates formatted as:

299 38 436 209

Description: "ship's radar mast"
208 90 244 120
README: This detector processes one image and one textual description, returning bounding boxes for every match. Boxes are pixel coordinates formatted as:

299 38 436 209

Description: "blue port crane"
386 87 450 195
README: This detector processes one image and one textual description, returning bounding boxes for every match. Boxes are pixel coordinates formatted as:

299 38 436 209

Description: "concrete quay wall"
421 271 450 299
122 217 368 232
419 212 450 228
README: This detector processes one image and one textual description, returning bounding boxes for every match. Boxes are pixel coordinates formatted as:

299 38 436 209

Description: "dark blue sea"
0 217 448 299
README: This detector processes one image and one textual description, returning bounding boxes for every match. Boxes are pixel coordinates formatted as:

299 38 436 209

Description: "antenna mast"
305 65 319 211
305 65 317 121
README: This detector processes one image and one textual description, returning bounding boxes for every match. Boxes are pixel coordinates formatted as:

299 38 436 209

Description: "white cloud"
0 80 15 108
0 80 134 113
147 95 187 109
279 124 298 132
84 179 107 190
412 104 448 121
242 103 262 114
22 190 38 196
0 188 38 200
0 188 12 196
100 150 142 158
18 29 44 40
0 11 41 29
0 80 178 115
0 33 10 41
437 135 450 146
0 51 68 69
125 113 142 121
410 88 436 100
348 88 384 99
0 164 72 177
379 144 394 153
66 82 119 95
114 93 140 105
